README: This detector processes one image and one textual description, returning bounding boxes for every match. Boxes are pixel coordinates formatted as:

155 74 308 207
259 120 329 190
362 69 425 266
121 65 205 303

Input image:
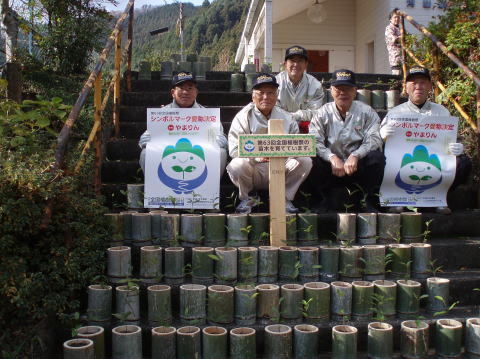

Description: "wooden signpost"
238 119 316 247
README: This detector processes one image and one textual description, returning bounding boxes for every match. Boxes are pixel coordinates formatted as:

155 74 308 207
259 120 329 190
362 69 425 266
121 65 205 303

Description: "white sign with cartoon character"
145 108 221 209
380 115 458 207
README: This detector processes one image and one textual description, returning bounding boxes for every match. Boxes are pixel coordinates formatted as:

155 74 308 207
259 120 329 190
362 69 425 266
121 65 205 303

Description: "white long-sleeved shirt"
309 101 383 161
138 100 228 149
228 103 298 158
275 71 325 123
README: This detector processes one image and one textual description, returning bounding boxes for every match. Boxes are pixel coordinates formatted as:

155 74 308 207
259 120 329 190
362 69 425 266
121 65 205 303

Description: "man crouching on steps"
227 73 312 214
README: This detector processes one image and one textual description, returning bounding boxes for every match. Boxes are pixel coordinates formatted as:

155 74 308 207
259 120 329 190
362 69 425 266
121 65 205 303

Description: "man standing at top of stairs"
276 45 325 133
137 71 228 175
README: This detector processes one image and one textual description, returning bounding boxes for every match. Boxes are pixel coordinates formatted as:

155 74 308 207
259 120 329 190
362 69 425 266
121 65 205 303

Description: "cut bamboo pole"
337 213 356 244
367 322 393 359
319 245 339 282
411 243 431 279
332 325 357 359
203 213 226 247
180 214 203 247
294 324 319 359
264 324 293 359
258 246 278 283
164 247 184 285
87 284 112 322
435 319 463 358
105 213 124 245
401 212 422 243
131 213 151 242
388 244 412 279
115 285 140 322
147 285 172 326
426 277 450 313
339 246 363 281
465 318 480 359
397 280 422 319
127 184 144 210
400 320 429 359
356 213 377 245
230 327 256 359
235 285 257 325
63 339 94 359
298 247 320 283
279 246 299 281
331 281 353 321
238 247 258 283
249 213 270 245
286 213 297 245
180 284 206 325
111 325 142 359
297 213 319 246
159 213 180 246
362 245 386 281
256 284 280 323
76 326 104 359
352 281 374 321
202 326 228 359
107 246 131 283
192 247 214 285
151 326 176 359
140 246 162 284
304 282 330 322
214 247 237 285
207 285 234 325
280 284 304 320
176 326 201 359
120 210 137 242
373 280 397 319
227 213 249 247
377 213 401 244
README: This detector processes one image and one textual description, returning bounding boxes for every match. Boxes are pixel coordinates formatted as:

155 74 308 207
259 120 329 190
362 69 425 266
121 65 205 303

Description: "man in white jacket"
227 73 312 214
276 45 325 133
380 66 471 214
138 71 228 175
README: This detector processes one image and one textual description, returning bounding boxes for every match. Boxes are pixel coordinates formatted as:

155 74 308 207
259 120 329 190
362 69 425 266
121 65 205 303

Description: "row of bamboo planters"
106 208 424 247
64 318 480 359
87 278 453 326
106 242 432 286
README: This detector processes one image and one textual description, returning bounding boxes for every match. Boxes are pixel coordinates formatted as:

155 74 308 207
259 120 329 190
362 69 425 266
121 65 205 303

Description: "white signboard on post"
144 107 221 209
380 115 458 207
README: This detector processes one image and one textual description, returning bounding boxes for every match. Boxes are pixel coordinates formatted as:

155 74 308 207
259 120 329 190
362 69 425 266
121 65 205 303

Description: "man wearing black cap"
381 66 471 214
309 69 384 212
227 73 312 214
276 45 325 132
138 71 228 174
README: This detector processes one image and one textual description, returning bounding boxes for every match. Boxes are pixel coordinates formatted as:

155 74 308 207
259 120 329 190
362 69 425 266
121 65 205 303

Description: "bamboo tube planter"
111 325 142 359
230 72 245 92
230 327 256 359
435 319 463 358
150 211 166 244
258 246 278 283
280 284 304 321
286 213 297 245
115 285 140 322
377 213 401 244
294 324 319 359
256 284 280 323
397 280 422 319
331 281 353 321
279 246 299 281
401 212 423 243
297 213 319 245
180 284 207 325
386 90 400 110
249 213 269 245
235 284 257 325
373 280 397 319
202 326 228 359
227 213 249 247
131 213 151 242
426 277 450 313
180 214 203 247
356 213 377 245
120 210 137 242
127 184 144 209
367 322 393 359
207 285 234 325
304 282 330 322
159 213 180 246
332 325 358 359
105 213 124 245
76 326 104 359
140 246 162 284
352 281 374 321
160 61 173 79
400 320 429 359
337 213 356 244
238 246 258 283
176 326 201 359
298 247 320 283
214 247 237 284
339 246 363 281
319 245 339 282
264 324 293 359
203 213 226 247
192 247 214 285
362 245 386 281
465 318 480 359
107 246 131 283
63 339 94 359
411 243 432 279
151 326 176 359
147 285 172 326
371 89 386 110
357 89 372 105
164 247 185 284
87 284 112 322
388 244 412 279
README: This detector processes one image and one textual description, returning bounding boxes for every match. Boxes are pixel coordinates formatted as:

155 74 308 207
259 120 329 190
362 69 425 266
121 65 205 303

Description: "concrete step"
122 91 252 107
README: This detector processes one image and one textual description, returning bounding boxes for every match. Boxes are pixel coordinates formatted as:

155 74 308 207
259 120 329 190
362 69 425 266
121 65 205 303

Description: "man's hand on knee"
344 154 359 176
330 155 346 177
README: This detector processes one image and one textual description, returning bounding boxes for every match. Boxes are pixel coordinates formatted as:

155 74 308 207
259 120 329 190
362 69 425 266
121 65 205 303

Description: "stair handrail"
41 0 135 229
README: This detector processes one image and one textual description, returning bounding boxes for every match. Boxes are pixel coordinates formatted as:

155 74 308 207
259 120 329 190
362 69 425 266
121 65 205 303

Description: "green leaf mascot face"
161 138 206 181
398 145 442 186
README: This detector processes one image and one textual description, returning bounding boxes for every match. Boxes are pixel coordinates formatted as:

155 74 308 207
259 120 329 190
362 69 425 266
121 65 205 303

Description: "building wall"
271 0 356 72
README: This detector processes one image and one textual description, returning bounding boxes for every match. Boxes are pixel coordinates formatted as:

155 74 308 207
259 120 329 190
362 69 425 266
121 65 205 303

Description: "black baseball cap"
330 69 357 87
172 71 197 87
252 73 279 90
406 66 431 81
285 45 308 61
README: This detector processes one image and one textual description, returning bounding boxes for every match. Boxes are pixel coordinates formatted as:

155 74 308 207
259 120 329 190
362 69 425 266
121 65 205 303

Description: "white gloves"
448 142 464 156
138 131 151 149
380 124 396 140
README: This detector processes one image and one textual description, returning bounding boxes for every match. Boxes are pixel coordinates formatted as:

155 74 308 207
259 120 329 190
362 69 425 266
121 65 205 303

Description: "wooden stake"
268 119 286 247
94 72 102 195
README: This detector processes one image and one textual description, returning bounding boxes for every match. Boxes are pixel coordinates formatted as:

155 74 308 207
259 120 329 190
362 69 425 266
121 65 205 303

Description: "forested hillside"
130 0 249 70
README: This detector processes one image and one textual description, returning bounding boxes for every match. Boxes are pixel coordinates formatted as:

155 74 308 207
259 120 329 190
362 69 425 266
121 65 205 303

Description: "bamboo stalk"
373 280 397 319
151 326 176 359
140 246 162 283
249 213 269 245
176 326 201 359
426 277 450 313
214 247 237 284
397 280 422 319
93 72 102 195
107 246 131 283
87 285 112 322
180 214 203 247
264 324 293 359
180 284 207 325
362 245 386 281
319 245 339 282
126 5 134 92
435 319 462 358
234 285 257 325
465 318 480 358
238 247 258 283
147 285 172 326
367 322 393 359
278 246 299 281
192 247 214 285
230 327 256 359
202 326 228 359
76 326 105 359
304 282 330 322
399 14 408 96
332 325 357 359
377 213 401 244
352 281 374 321
203 213 226 247
297 213 319 245
339 246 363 281
331 281 353 321
258 246 278 283
280 284 304 320
164 247 184 284
293 324 319 359
207 285 234 325
411 243 431 279
63 339 94 359
256 284 280 323
337 213 356 244
298 247 320 282
160 214 180 246
388 244 412 279
227 213 249 247
113 32 121 137
356 213 377 245
115 285 140 322
400 320 429 359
